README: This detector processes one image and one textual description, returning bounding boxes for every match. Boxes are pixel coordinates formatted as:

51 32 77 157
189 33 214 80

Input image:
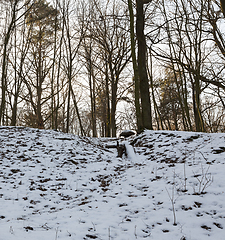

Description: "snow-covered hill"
0 126 225 240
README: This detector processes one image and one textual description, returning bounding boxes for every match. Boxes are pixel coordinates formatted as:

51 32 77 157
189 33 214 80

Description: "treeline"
0 0 225 137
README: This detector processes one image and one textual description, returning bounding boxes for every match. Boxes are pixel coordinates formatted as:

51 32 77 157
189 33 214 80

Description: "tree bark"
37 44 44 129
11 25 28 126
136 0 152 130
221 0 225 18
86 44 97 137
128 0 143 133
105 56 111 137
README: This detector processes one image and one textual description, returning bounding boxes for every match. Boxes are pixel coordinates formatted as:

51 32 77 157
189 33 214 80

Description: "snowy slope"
0 126 225 240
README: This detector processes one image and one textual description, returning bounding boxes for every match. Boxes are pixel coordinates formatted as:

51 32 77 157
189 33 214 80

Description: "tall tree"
158 68 183 130
10 18 30 126
136 0 153 131
84 0 131 137
0 0 23 124
128 0 143 132
61 0 85 134
83 40 97 137
25 0 59 128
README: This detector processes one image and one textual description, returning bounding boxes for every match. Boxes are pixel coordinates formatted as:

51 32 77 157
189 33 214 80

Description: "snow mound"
0 127 225 240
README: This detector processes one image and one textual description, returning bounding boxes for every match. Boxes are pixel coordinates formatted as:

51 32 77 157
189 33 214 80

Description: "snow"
0 126 225 239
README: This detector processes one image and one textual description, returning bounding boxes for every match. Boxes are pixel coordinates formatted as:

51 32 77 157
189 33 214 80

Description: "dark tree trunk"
86 45 97 137
36 46 44 129
221 0 225 18
128 0 143 133
111 77 117 137
105 61 111 137
0 1 17 124
136 0 152 130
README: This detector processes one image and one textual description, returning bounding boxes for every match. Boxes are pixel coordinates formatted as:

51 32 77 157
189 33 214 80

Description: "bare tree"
80 0 132 137
23 0 59 128
0 0 34 124
60 0 85 134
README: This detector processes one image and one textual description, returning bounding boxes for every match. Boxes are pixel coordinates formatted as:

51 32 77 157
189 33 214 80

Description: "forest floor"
0 126 225 240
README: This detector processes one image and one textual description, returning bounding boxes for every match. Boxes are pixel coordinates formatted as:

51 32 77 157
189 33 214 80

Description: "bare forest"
1 0 225 137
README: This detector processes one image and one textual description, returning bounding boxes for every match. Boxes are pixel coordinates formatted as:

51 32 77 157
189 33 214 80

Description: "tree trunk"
11 27 18 126
221 0 225 18
194 77 204 132
128 0 143 133
71 87 85 136
111 77 117 137
55 18 64 131
105 59 111 137
148 49 164 130
86 44 97 137
89 67 97 137
0 4 17 124
11 28 25 126
37 47 44 129
136 0 152 130
66 75 72 133
51 9 58 129
65 12 73 133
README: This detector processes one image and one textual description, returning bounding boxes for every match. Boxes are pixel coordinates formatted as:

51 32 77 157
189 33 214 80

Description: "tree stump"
117 141 127 158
